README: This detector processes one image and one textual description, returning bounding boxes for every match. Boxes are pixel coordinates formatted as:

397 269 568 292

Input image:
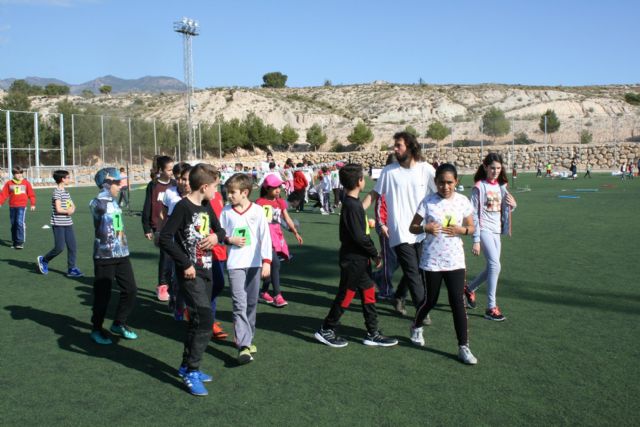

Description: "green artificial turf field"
1 173 638 426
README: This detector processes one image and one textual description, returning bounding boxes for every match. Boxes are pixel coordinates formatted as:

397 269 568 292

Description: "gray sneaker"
410 326 424 347
458 344 478 365
393 298 407 316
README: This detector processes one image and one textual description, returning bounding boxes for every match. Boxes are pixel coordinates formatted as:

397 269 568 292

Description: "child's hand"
145 233 154 240
505 193 517 208
472 242 481 256
442 225 458 237
373 255 383 269
184 265 196 279
229 236 246 247
261 262 271 279
198 234 219 250
294 232 303 245
30 205 36 211
425 221 441 235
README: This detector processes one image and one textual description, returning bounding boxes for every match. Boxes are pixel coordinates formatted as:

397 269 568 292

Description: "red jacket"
209 192 228 261
293 170 308 191
0 179 36 208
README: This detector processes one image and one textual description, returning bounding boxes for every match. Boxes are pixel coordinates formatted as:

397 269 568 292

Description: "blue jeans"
44 225 77 270
9 207 26 245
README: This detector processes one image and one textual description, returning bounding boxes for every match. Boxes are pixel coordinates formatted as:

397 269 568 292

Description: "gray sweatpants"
228 267 261 349
468 231 501 309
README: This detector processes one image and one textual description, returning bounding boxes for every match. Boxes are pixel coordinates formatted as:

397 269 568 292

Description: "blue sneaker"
110 323 138 340
67 267 84 278
37 256 48 275
90 330 113 345
178 365 213 383
182 370 208 396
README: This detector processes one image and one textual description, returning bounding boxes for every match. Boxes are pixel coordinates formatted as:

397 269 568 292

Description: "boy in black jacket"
159 163 226 396
314 164 398 348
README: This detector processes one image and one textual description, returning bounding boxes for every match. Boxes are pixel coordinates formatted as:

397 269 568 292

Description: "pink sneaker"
260 291 274 304
273 293 288 308
156 284 170 302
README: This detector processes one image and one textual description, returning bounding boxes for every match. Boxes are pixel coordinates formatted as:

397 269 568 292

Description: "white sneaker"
458 344 478 365
410 326 424 347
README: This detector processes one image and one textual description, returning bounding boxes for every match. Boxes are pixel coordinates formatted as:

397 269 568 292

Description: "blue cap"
94 167 122 188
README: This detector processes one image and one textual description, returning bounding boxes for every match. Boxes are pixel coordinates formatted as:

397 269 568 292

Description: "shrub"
624 93 640 106
347 121 374 146
262 72 287 88
580 130 593 144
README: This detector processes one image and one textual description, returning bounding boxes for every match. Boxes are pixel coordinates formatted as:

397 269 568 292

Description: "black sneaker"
314 327 348 348
363 331 398 347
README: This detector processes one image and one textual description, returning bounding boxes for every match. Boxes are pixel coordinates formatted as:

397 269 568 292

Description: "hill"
0 75 186 94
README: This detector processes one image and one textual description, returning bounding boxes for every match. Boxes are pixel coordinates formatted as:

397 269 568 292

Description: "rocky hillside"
26 83 640 149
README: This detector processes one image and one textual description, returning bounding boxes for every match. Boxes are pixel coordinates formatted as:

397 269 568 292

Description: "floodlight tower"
173 17 199 160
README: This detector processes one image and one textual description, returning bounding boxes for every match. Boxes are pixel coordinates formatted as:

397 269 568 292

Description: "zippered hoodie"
0 179 36 208
471 180 513 243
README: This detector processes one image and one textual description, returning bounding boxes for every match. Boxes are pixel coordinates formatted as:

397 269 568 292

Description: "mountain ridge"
0 75 186 94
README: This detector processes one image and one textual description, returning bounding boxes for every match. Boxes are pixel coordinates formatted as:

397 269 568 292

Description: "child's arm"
198 206 227 250
141 182 154 239
470 186 482 256
257 213 273 279
26 181 36 210
442 215 474 237
0 181 10 206
158 203 192 272
281 202 302 244
344 206 378 259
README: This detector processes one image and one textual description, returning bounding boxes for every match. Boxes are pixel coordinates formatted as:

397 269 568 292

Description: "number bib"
263 205 273 222
13 185 22 195
232 226 251 246
113 213 123 232
197 213 210 237
443 213 457 227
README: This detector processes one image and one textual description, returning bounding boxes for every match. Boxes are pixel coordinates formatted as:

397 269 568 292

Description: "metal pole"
71 114 76 167
34 112 40 180
177 121 181 162
4 112 11 173
28 144 32 168
139 145 142 167
128 118 133 166
101 115 105 163
60 113 65 166
153 118 157 155
218 121 222 160
198 122 202 159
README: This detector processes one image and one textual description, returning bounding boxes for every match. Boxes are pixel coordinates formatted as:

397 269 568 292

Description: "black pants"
92 257 137 330
323 258 378 334
180 271 214 370
154 231 174 286
261 248 281 295
393 242 426 309
294 189 306 211
414 269 468 345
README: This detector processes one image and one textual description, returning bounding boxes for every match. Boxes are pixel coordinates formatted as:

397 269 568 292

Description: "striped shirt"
51 188 73 226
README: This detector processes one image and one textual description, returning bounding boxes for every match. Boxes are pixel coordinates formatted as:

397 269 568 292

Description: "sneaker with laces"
110 323 138 339
90 329 113 345
458 344 478 365
14 244 24 250
178 365 212 383
37 256 48 275
260 291 275 304
464 285 477 309
182 370 208 396
156 284 170 302
393 298 407 316
249 344 257 354
314 327 348 348
363 331 398 347
410 326 425 347
273 293 288 308
67 267 84 278
484 306 506 322
238 347 254 364
212 322 228 340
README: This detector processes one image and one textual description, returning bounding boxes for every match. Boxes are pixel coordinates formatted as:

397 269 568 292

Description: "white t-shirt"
163 186 182 216
416 192 473 272
373 161 437 247
219 203 272 269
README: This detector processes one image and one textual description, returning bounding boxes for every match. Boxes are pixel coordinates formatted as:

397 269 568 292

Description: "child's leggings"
261 248 281 295
468 231 501 309
413 269 467 346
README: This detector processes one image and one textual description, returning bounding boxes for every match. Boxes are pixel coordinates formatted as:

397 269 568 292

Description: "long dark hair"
474 153 508 184
393 131 422 162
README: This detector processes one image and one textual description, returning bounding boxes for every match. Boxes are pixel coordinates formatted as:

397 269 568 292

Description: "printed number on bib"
263 205 273 221
443 214 457 227
232 226 252 246
197 213 210 237
13 186 22 195
113 213 123 232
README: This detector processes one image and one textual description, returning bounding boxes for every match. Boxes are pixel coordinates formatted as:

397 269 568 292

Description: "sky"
0 0 639 88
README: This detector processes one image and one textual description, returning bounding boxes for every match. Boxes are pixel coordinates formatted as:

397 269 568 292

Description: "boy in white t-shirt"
219 173 272 365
